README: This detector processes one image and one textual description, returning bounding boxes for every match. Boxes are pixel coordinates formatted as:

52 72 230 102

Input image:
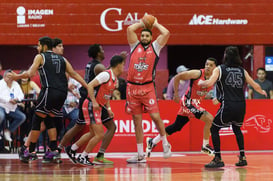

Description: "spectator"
112 89 121 100
248 67 273 99
166 65 190 100
0 61 3 80
0 70 26 143
17 73 41 145
118 77 127 99
61 77 81 138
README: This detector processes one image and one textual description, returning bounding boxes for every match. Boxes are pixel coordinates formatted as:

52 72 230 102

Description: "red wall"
0 0 273 45
98 100 273 152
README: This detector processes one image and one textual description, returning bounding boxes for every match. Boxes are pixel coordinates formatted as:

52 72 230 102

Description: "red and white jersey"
127 41 160 84
184 69 214 101
93 69 117 106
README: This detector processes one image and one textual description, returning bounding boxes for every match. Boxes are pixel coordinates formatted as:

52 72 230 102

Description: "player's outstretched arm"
198 68 219 87
127 21 143 45
244 70 267 97
65 59 88 89
154 18 170 47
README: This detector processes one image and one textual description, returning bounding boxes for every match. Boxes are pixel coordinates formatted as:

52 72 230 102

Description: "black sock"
211 125 221 159
49 140 57 151
29 142 37 153
96 152 104 158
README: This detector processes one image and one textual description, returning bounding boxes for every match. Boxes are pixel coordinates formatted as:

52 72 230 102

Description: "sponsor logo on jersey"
134 62 149 72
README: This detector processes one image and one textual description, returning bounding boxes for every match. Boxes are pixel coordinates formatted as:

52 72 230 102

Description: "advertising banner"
101 100 273 152
0 0 272 45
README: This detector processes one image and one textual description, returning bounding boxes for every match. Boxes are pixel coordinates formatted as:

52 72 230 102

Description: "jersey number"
52 59 61 73
225 72 243 88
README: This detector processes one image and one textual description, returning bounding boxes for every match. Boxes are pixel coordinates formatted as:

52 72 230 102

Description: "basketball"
142 14 155 29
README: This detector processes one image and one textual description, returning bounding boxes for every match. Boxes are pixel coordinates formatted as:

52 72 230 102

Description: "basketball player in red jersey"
146 58 217 157
66 55 126 166
126 17 171 163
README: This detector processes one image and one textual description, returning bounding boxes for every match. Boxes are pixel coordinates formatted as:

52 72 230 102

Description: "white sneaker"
4 130 12 142
126 154 146 163
163 143 172 158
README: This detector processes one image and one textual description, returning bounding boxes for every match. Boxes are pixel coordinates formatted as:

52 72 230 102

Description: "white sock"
71 144 79 151
203 139 209 147
161 135 168 145
137 143 144 156
81 151 88 157
153 135 161 145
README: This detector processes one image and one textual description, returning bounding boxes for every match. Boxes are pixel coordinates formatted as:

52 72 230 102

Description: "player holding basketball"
126 15 171 163
146 58 217 157
199 46 267 168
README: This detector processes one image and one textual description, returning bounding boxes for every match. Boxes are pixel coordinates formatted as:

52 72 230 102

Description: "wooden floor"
0 151 272 181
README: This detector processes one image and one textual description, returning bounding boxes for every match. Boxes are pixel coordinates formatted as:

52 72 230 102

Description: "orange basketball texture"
142 15 155 29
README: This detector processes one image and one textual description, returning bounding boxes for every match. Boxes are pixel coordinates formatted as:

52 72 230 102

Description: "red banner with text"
100 100 273 152
0 0 272 45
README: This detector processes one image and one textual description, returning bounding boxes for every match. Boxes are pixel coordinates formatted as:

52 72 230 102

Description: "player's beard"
141 40 151 46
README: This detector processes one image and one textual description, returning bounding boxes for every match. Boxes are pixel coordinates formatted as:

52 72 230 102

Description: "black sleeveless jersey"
38 51 68 92
216 64 245 102
79 59 101 98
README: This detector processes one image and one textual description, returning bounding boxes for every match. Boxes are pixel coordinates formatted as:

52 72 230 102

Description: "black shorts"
76 98 111 125
213 101 246 127
35 88 67 117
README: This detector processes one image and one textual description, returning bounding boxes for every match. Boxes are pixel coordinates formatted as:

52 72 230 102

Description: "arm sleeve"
95 72 110 84
152 40 163 56
166 78 174 100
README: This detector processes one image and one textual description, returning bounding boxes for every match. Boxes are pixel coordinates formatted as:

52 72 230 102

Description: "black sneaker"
76 154 94 166
145 137 156 158
65 146 77 164
19 149 38 163
235 156 247 166
205 157 225 168
0 147 10 153
201 144 214 156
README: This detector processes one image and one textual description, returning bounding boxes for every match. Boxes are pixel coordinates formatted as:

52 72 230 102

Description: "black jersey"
216 64 245 102
38 51 68 92
79 59 101 98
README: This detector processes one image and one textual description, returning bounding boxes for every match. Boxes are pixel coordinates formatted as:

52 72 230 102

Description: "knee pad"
166 116 189 135
31 114 44 131
44 116 56 129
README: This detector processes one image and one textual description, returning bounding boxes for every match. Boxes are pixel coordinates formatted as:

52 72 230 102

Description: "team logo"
134 62 149 72
243 115 272 133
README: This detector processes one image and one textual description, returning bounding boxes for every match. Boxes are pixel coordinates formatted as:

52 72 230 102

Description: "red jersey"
184 69 214 101
94 69 117 106
127 42 159 84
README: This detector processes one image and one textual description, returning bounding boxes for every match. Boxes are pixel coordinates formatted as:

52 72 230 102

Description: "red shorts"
177 97 205 119
82 99 102 125
125 83 159 115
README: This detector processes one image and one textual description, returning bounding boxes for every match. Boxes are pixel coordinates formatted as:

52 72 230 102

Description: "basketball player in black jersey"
11 36 88 163
198 46 267 168
59 44 127 165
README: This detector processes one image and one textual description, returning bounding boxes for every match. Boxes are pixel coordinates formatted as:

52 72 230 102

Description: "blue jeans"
0 106 26 133
62 107 79 131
